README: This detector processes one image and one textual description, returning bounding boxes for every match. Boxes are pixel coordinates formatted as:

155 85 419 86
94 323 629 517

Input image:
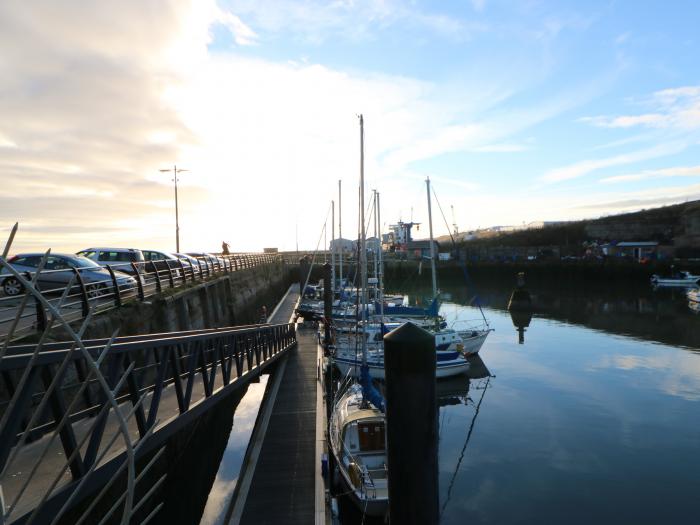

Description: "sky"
1 0 700 253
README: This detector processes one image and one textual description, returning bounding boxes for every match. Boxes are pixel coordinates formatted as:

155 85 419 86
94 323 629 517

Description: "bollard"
507 271 532 311
384 322 439 525
323 262 332 351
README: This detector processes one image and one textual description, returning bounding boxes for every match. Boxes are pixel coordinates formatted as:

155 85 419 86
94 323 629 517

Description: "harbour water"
432 279 700 525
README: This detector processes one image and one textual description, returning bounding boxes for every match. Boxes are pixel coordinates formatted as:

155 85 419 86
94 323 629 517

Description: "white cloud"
593 353 700 402
472 143 529 153
541 142 687 183
222 0 484 43
600 164 700 184
470 0 486 12
581 85 700 130
571 182 700 214
218 11 258 45
580 114 667 128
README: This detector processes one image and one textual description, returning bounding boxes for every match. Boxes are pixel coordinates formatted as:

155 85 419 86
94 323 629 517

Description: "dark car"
142 250 184 279
1 253 136 297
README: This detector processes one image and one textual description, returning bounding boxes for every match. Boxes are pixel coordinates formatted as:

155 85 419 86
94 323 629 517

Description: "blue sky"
1 0 699 251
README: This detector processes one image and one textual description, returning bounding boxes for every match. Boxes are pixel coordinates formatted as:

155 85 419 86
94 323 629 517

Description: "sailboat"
329 115 389 517
333 176 479 379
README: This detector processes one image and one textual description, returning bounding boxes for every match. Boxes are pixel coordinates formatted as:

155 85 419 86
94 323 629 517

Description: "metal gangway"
0 321 297 524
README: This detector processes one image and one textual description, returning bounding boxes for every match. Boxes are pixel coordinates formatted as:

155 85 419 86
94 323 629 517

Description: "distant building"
351 237 381 253
608 241 659 261
330 238 353 253
407 239 439 259
263 247 278 254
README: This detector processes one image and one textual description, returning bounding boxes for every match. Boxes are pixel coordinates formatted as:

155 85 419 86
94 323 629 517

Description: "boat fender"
349 462 362 488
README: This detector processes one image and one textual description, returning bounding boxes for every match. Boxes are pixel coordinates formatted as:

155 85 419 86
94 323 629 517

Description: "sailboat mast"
426 176 438 298
331 200 335 294
372 190 379 297
377 190 384 320
338 180 343 291
359 115 368 366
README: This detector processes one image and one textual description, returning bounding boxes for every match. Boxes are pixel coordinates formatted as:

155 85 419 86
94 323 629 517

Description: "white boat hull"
456 330 490 355
651 273 700 287
334 355 470 380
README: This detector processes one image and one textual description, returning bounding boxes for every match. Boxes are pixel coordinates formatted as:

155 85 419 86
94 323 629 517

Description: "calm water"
198 375 269 525
433 280 700 525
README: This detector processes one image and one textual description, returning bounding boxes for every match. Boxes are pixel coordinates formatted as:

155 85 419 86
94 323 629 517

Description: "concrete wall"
51 262 293 341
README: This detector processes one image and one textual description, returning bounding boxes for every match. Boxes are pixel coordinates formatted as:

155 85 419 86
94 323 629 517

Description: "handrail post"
26 271 47 331
177 258 188 283
151 261 162 293
73 268 90 316
165 260 175 288
131 262 145 300
106 265 121 307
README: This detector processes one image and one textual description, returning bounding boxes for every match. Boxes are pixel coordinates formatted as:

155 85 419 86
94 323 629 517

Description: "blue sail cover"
377 296 440 318
360 364 385 413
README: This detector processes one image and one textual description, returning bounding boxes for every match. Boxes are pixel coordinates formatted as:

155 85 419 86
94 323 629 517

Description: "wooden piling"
384 322 439 525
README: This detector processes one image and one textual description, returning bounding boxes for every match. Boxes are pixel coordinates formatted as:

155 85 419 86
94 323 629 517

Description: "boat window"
357 422 385 452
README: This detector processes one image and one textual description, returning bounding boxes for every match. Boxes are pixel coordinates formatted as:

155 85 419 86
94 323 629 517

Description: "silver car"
1 253 136 297
77 247 145 276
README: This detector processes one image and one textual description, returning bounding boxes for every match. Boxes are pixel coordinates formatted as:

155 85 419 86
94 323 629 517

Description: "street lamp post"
160 165 188 253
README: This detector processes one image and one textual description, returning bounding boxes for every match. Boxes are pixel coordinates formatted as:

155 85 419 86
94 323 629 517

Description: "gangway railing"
0 322 297 524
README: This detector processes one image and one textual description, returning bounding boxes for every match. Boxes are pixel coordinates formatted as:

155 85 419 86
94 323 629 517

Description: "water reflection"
435 292 700 525
393 278 700 351
508 309 532 345
199 375 269 525
152 375 270 525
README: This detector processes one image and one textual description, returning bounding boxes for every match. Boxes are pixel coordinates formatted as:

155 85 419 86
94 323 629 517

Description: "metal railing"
0 225 296 524
0 249 283 343
0 322 297 524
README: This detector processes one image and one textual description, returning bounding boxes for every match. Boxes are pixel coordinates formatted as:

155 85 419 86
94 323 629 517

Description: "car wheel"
3 277 24 296
85 283 106 299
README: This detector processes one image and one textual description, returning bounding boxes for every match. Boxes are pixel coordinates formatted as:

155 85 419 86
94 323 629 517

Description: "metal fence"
0 225 297 524
0 247 282 343
0 322 297 524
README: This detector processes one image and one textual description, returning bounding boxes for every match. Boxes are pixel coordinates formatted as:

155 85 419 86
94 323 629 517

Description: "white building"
330 238 353 253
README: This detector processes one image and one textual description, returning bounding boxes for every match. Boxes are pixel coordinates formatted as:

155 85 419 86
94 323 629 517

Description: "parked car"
77 248 145 276
174 252 203 269
1 253 136 297
141 250 184 279
186 252 226 270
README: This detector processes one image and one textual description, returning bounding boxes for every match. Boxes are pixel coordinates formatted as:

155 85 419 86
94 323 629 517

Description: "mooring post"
507 271 532 311
384 322 439 525
322 262 332 351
